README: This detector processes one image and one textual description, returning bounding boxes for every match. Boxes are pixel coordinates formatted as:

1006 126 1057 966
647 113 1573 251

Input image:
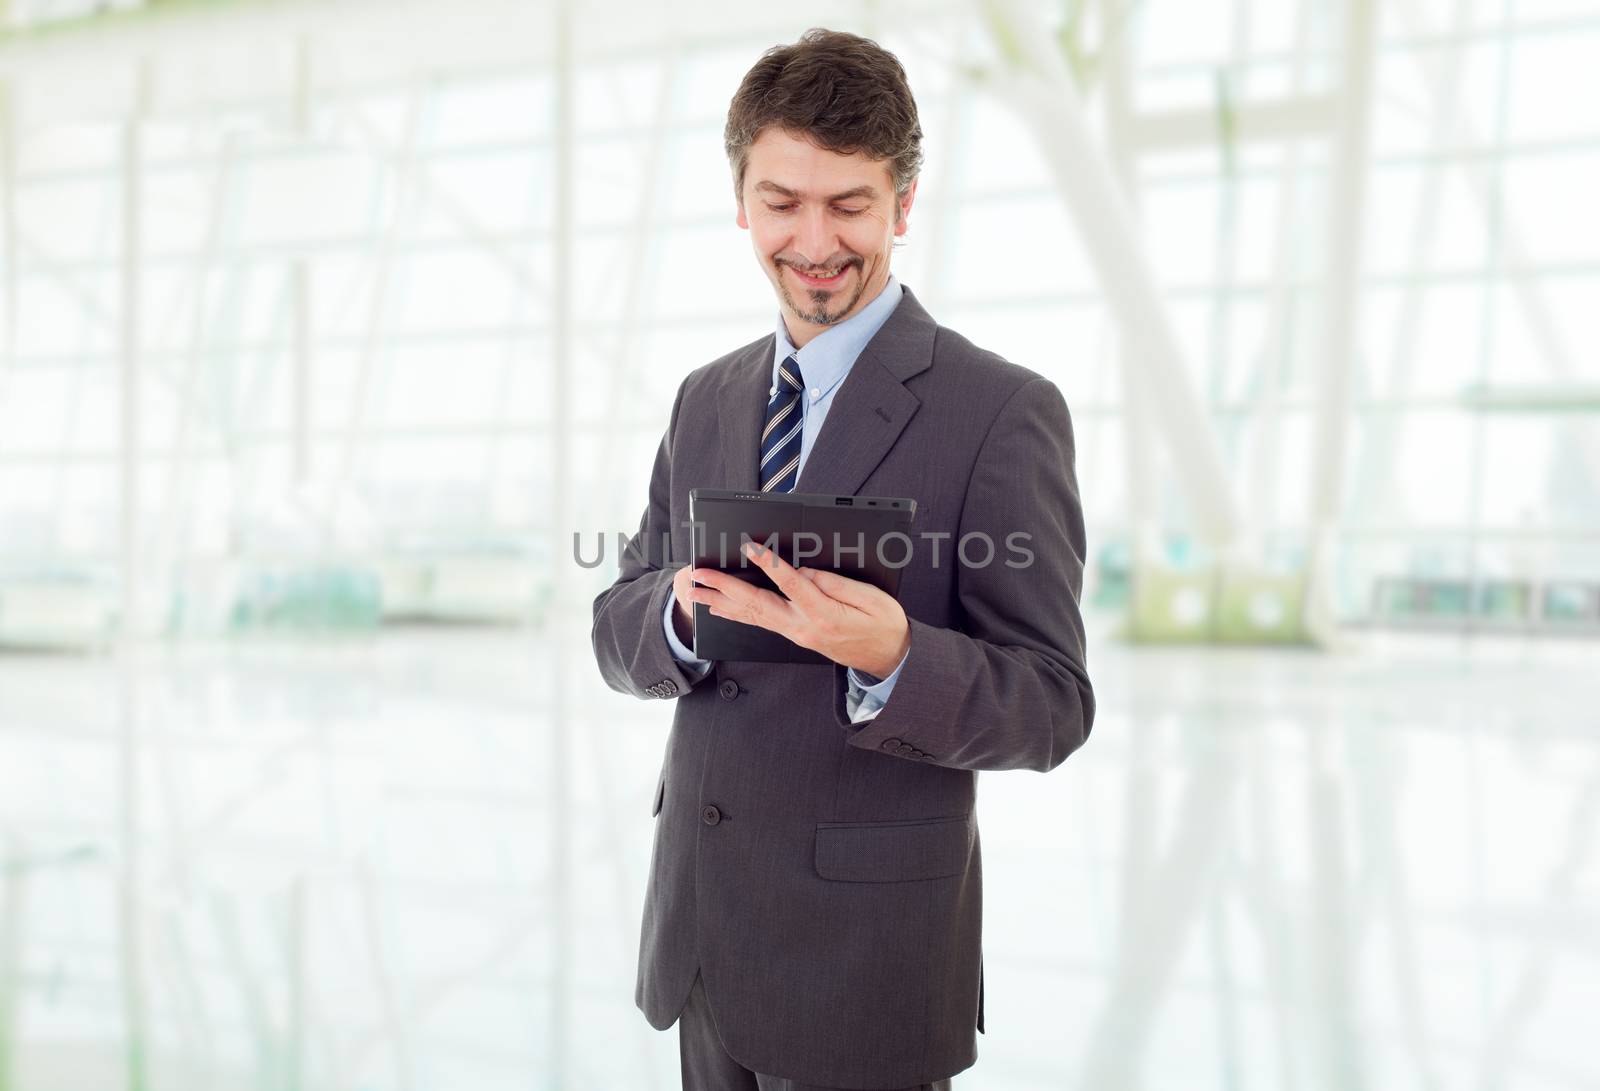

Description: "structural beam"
1303 0 1378 643
0 76 14 389
979 0 1245 547
1128 94 1338 152
116 60 153 1091
1096 0 1163 570
546 3 574 1087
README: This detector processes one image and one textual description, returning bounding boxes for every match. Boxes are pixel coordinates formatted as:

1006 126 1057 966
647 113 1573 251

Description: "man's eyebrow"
753 181 879 202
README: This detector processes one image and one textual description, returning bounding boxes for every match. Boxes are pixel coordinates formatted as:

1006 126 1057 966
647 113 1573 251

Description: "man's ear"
735 196 749 230
893 178 919 236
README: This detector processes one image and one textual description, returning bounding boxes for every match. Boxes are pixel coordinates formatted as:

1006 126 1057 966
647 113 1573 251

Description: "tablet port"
836 497 853 506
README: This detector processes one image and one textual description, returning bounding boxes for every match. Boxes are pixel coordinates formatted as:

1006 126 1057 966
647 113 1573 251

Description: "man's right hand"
671 564 697 644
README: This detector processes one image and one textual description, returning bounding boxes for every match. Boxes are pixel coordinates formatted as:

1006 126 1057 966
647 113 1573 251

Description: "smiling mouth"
788 264 852 287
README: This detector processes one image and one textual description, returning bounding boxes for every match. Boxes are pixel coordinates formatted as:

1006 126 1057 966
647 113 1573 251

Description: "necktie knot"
775 356 804 397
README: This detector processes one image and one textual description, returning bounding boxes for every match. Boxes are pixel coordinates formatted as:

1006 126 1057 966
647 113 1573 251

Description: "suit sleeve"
591 376 712 701
829 376 1095 771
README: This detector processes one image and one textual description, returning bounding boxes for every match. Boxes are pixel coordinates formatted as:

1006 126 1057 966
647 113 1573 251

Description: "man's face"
736 127 916 346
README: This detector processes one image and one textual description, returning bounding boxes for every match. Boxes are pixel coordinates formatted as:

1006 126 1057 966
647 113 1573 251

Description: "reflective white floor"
0 614 1596 1090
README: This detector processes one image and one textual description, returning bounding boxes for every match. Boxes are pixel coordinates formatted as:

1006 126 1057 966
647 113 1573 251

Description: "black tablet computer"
688 487 918 664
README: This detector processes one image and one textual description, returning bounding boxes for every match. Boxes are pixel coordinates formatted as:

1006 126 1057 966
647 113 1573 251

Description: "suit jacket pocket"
814 814 973 883
651 772 665 818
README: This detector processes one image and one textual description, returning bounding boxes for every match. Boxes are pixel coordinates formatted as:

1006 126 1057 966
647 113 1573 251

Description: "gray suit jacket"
590 286 1094 1088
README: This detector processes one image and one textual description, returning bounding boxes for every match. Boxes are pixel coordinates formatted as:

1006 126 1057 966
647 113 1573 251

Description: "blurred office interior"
0 0 1597 1088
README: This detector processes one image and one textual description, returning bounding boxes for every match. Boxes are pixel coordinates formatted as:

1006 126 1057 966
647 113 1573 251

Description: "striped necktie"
759 355 806 493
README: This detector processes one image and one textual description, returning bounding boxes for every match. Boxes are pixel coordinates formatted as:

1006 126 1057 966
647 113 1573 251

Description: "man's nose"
793 207 837 266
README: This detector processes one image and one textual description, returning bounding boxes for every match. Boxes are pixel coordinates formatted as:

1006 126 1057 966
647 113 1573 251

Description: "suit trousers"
677 972 955 1091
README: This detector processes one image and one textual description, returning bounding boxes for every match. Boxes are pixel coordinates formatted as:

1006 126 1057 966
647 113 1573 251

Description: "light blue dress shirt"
661 274 911 722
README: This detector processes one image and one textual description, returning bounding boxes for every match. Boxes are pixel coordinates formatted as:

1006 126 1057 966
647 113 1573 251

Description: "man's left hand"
686 540 910 678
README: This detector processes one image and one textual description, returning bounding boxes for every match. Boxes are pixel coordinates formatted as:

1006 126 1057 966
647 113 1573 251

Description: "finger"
689 566 738 591
692 565 759 604
691 578 797 634
743 540 830 612
691 565 787 617
687 585 735 612
800 566 889 611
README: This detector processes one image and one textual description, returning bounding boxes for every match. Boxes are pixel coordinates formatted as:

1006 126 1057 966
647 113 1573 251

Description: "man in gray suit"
591 28 1094 1091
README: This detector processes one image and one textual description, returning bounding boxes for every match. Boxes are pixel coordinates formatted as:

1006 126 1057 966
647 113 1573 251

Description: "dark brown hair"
724 28 924 204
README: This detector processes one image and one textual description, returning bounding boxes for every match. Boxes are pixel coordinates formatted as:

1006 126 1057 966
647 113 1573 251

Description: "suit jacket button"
701 804 723 826
880 738 903 751
896 743 916 755
719 679 739 701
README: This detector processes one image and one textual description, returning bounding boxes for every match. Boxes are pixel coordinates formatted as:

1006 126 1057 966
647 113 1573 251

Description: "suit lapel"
716 336 777 493
716 285 938 498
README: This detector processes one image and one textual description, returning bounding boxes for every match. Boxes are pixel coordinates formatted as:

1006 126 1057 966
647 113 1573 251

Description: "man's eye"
835 207 866 216
767 203 796 212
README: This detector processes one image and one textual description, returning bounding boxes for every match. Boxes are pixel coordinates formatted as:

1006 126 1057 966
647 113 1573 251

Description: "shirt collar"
771 274 904 401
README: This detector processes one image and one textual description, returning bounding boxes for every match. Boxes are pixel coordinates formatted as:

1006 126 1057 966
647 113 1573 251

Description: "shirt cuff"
844 647 908 724
662 589 714 678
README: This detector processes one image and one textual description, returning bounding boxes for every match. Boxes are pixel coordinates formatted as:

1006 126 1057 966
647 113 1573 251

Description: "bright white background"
0 1 1596 1088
